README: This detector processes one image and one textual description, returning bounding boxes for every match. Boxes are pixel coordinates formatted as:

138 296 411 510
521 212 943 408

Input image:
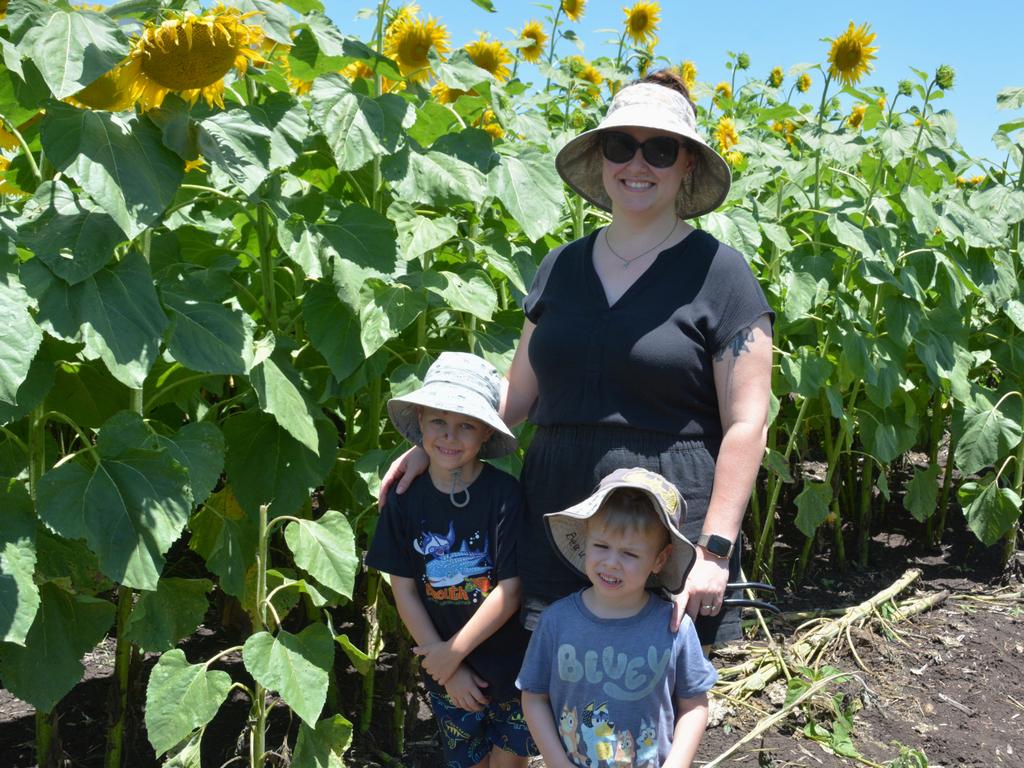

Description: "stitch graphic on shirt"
413 523 492 589
635 717 658 767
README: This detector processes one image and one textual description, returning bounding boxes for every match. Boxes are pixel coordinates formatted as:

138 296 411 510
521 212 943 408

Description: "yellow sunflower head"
579 62 603 86
518 20 547 63
0 124 20 151
714 116 739 151
465 34 513 82
827 21 878 88
677 60 697 91
341 60 375 81
123 5 266 111
430 81 470 104
0 156 25 195
478 109 504 140
724 150 744 168
0 0 7 19
561 0 586 22
623 1 660 46
877 95 886 111
847 103 867 128
768 66 783 88
714 81 732 105
797 72 812 92
385 14 449 83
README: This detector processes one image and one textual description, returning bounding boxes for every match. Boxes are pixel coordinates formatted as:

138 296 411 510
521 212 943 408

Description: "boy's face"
417 407 494 475
583 516 671 604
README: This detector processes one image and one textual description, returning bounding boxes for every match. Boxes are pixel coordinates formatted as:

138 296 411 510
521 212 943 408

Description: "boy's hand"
413 638 464 686
445 666 489 712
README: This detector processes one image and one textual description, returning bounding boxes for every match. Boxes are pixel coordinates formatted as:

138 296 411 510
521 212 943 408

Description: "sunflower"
827 21 878 87
561 0 586 22
623 1 660 46
0 125 19 151
678 60 697 91
518 20 547 63
385 14 449 83
797 72 812 92
847 103 867 128
0 0 7 18
724 150 743 168
119 5 266 111
768 66 783 88
0 156 24 195
430 81 469 104
877 95 886 111
465 34 513 82
578 61 603 87
714 116 739 151
713 81 732 105
184 155 207 173
478 109 504 140
271 48 312 95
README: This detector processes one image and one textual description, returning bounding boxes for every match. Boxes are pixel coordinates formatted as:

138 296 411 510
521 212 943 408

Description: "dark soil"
2 523 1022 767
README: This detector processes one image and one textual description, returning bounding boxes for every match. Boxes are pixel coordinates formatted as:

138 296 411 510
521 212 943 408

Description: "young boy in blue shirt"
517 467 717 768
366 352 535 768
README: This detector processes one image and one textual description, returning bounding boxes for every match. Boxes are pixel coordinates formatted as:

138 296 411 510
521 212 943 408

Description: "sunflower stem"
901 80 936 193
0 115 42 186
811 71 832 256
256 204 278 332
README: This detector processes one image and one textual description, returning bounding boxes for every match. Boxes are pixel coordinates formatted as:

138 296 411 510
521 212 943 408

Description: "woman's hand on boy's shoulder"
378 445 429 509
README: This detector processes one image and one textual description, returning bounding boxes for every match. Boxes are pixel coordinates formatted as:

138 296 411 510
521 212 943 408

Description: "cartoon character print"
413 521 492 588
635 717 658 767
581 702 616 767
558 705 587 766
613 729 635 766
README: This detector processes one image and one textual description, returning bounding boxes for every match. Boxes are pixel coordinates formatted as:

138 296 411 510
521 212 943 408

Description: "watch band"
696 533 733 559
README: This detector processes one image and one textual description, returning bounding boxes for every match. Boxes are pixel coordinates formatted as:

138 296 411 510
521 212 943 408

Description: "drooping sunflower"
713 81 732 105
578 60 603 88
771 118 796 146
623 1 660 46
678 60 697 91
714 116 739 151
119 5 266 111
847 103 867 128
385 14 450 83
465 34 513 82
518 20 547 63
768 66 783 88
797 72 812 92
827 21 878 87
478 109 504 140
561 0 586 22
430 81 469 104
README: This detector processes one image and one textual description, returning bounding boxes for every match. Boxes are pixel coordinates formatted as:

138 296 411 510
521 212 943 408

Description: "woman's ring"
703 604 714 610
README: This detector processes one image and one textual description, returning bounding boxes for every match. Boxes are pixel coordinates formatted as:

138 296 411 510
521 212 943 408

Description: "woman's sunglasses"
600 131 681 169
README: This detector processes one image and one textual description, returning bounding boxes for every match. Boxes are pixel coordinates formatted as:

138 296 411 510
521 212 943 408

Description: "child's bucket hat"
545 467 697 594
387 352 516 459
555 81 732 219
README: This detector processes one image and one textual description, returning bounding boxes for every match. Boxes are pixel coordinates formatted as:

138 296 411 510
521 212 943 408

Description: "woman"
383 70 773 645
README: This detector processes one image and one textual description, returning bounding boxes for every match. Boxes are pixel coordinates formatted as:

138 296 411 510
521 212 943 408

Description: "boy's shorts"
426 690 537 767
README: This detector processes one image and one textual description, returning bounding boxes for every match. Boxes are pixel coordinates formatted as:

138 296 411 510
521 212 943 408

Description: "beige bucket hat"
555 82 732 219
387 352 516 459
545 467 697 594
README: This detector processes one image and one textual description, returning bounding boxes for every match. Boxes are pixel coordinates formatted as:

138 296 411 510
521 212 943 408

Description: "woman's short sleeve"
703 243 775 354
521 244 568 323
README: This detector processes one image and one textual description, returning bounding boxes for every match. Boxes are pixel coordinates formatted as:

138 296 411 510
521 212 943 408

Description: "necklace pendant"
623 261 632 269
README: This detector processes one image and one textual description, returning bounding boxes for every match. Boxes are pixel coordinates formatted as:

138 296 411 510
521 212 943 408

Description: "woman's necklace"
604 218 679 269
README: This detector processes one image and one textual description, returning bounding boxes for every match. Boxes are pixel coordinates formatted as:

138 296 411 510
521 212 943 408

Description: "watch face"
702 534 732 557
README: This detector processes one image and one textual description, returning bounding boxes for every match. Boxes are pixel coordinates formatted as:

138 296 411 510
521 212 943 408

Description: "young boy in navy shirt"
367 352 535 767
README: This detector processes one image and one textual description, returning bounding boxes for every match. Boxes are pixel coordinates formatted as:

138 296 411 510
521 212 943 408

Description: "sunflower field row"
0 0 1022 765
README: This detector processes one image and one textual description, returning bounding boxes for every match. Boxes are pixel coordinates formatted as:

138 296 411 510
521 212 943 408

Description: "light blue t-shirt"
517 590 717 767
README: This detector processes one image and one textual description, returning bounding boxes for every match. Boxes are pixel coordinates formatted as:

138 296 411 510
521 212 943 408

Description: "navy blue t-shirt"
366 463 531 699
523 228 774 441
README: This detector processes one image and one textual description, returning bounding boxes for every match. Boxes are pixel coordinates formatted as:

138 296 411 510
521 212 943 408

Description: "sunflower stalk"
901 80 937 193
0 115 42 185
543 4 564 92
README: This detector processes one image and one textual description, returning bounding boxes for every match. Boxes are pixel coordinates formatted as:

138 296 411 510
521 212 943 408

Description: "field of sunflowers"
1 0 1022 765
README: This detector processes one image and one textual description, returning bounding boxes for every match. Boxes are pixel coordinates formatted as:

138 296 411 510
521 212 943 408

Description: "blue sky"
324 1 1023 169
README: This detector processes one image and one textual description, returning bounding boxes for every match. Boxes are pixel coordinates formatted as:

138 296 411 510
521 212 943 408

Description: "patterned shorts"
426 690 537 767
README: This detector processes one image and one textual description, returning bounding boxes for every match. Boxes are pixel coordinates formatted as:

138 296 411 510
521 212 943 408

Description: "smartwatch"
696 533 734 560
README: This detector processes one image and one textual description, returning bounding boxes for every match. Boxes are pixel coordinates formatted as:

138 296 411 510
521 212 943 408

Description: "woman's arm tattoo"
714 326 755 361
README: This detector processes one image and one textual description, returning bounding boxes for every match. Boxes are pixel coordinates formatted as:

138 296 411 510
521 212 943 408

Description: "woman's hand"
414 638 463 687
673 549 730 631
377 445 429 509
444 666 490 712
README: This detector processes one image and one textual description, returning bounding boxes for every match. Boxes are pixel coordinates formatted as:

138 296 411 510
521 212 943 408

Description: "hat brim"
555 102 732 220
544 482 696 594
387 384 517 459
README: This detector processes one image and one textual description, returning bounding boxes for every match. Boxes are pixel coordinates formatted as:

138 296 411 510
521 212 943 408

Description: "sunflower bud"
898 79 913 96
935 64 955 90
736 52 750 70
768 67 783 88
